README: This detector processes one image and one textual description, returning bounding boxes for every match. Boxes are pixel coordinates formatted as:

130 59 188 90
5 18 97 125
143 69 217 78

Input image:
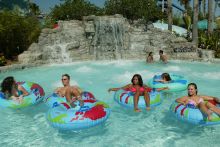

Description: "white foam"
75 66 95 73
110 70 157 85
51 80 79 89
161 66 182 72
192 72 220 80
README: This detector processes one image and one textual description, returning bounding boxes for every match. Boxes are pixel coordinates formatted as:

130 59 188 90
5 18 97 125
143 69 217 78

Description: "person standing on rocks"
159 50 168 64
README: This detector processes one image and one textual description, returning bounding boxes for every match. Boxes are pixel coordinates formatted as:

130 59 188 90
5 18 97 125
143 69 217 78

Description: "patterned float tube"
0 81 45 109
170 100 220 125
148 74 189 92
114 89 162 108
45 91 111 130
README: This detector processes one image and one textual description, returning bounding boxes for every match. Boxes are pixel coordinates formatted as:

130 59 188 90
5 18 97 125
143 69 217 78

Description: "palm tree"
168 0 172 31
207 0 213 34
202 0 206 18
192 0 199 45
178 0 191 11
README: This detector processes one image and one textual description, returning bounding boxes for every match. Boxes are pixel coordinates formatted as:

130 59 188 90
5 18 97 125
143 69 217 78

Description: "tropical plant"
199 30 220 58
0 54 7 66
104 0 162 24
50 0 102 21
28 2 40 16
0 10 40 60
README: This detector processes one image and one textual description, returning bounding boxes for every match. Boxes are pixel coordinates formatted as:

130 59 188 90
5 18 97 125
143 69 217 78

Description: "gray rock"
16 15 211 67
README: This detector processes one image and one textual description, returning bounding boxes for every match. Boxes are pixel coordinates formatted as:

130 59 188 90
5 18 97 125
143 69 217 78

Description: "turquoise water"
0 60 220 147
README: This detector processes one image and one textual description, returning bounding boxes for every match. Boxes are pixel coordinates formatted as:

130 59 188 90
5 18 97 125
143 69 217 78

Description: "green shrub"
0 10 40 60
199 30 220 58
0 55 6 66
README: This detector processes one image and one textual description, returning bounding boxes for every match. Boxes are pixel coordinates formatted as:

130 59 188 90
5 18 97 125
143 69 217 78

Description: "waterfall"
47 44 72 63
92 16 126 60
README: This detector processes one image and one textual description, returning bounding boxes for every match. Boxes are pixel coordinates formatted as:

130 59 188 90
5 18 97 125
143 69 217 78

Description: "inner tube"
170 101 220 125
45 91 111 130
148 74 188 92
0 81 45 109
114 89 163 108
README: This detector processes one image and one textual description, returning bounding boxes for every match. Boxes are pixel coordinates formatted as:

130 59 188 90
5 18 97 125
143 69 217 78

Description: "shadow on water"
56 121 110 141
159 110 215 136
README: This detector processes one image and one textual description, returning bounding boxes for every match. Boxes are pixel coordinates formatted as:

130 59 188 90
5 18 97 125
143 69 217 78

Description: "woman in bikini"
1 76 29 103
176 83 220 120
108 74 168 112
55 74 84 108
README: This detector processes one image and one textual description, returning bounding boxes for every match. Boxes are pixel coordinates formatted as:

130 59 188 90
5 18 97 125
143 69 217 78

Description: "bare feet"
134 108 142 112
146 107 151 111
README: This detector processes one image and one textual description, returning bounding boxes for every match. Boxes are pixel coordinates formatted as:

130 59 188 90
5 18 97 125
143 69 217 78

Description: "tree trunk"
168 0 172 31
208 0 213 34
203 0 206 18
192 0 199 45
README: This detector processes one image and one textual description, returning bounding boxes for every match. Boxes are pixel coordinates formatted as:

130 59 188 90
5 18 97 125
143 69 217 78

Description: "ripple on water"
0 60 220 146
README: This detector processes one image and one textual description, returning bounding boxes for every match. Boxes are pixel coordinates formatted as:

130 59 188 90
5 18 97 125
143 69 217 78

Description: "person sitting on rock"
55 74 84 108
1 76 29 103
159 50 168 64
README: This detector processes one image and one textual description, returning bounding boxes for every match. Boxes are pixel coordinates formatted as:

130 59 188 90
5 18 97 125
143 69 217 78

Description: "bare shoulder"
178 96 188 99
55 87 63 92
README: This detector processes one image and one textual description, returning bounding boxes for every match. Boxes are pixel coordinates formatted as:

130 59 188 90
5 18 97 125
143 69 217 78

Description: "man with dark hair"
55 74 84 108
159 50 168 63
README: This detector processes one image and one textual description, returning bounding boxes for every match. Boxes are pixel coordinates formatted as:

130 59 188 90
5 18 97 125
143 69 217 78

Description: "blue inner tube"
114 89 163 108
0 81 45 109
148 74 188 92
44 91 111 130
170 101 220 125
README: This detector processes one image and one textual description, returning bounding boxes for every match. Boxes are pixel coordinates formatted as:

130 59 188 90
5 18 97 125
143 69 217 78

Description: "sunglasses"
61 78 68 81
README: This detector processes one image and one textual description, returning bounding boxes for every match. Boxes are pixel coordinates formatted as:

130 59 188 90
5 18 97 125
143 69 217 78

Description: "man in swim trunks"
55 74 84 108
159 50 168 64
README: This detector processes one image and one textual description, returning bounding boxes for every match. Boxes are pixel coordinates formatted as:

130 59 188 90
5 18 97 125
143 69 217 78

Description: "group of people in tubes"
1 71 220 121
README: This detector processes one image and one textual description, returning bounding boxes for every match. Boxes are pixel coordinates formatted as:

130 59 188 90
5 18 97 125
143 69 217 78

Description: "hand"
164 87 169 90
17 95 23 103
214 97 220 103
108 88 112 93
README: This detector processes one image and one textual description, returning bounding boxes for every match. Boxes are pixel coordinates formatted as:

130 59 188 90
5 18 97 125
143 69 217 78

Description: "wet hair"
148 52 153 56
159 50 163 54
62 74 70 80
1 76 15 94
188 83 198 95
161 73 171 81
131 74 143 86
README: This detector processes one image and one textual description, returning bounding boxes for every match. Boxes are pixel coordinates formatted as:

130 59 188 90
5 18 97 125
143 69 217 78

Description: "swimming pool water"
0 60 220 147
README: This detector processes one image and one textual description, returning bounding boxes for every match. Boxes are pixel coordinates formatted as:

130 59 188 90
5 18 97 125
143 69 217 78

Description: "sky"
33 0 220 16
32 0 105 13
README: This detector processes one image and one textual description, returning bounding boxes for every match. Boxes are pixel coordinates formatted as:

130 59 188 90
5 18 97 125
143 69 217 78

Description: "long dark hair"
148 52 153 57
131 74 143 86
188 83 198 95
161 73 172 81
1 76 15 94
